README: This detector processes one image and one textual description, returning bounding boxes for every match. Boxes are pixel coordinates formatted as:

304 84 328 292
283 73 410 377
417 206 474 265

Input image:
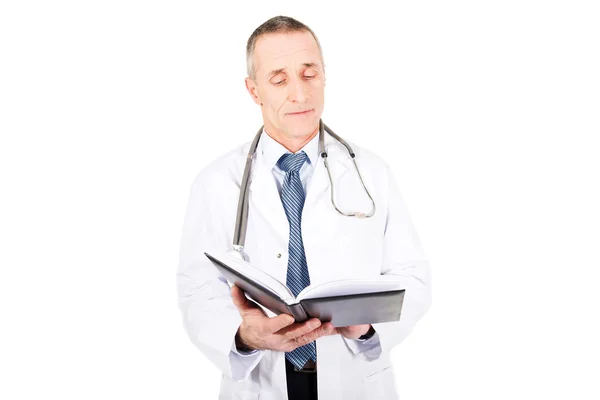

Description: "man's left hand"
330 324 372 340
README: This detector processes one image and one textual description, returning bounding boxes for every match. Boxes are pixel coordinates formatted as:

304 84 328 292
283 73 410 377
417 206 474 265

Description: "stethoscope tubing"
233 119 375 252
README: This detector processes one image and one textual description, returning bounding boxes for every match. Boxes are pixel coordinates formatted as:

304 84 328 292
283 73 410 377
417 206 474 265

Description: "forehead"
254 31 322 76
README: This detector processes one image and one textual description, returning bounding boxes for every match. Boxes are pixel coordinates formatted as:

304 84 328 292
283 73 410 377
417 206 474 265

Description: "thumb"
231 285 248 309
231 285 260 313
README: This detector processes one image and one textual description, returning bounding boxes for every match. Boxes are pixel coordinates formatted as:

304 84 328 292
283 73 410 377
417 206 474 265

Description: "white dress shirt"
229 129 380 376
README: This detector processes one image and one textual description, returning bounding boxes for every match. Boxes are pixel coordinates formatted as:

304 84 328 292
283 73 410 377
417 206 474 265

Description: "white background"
1 1 599 399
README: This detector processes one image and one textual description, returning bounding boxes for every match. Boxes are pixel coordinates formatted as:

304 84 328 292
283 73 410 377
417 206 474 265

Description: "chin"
285 120 319 138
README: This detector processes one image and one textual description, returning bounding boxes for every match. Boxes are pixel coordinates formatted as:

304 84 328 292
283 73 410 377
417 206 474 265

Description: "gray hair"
246 16 325 80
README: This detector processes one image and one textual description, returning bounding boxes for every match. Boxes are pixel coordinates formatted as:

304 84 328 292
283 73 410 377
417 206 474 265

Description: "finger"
327 327 340 336
293 322 334 346
230 286 259 313
320 322 334 333
339 324 370 337
335 324 371 339
278 318 322 340
347 324 370 333
267 313 296 333
320 322 337 335
230 285 246 308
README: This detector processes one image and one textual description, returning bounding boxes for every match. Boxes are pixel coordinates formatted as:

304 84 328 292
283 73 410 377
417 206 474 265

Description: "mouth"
286 109 314 117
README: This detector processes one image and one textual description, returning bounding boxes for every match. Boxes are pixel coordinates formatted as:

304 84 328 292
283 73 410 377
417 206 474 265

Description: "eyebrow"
267 63 321 79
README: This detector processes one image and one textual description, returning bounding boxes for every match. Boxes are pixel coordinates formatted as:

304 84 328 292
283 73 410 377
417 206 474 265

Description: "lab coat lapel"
248 156 289 243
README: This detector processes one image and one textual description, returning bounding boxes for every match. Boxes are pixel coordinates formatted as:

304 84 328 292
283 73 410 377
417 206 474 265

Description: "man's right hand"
231 285 335 352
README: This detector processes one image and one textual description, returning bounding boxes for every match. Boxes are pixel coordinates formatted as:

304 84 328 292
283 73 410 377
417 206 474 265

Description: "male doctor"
177 16 431 400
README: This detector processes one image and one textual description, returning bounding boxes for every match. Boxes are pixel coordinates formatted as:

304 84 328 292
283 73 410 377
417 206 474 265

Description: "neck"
265 125 319 153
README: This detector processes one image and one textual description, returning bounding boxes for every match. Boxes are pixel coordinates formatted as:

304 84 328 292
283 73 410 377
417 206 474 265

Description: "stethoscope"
231 119 376 258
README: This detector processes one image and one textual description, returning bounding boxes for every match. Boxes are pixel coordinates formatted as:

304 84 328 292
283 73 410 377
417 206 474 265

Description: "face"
245 31 325 140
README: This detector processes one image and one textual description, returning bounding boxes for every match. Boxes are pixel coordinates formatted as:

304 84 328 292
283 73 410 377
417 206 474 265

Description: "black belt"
286 358 317 373
296 358 317 373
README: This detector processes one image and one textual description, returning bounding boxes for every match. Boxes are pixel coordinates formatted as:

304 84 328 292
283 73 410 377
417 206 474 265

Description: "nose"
287 76 309 103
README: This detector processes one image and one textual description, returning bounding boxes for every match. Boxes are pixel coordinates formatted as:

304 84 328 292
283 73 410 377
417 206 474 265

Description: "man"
177 16 431 400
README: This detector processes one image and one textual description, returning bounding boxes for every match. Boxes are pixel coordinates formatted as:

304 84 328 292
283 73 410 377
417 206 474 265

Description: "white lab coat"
177 132 431 400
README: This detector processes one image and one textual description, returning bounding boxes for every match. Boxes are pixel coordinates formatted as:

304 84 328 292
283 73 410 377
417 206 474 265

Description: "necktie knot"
277 151 307 173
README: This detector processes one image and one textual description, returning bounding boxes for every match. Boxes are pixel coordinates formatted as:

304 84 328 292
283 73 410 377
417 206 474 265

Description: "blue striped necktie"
277 151 317 369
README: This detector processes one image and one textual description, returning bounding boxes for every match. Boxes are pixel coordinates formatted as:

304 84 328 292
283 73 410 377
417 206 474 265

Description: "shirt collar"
259 127 320 170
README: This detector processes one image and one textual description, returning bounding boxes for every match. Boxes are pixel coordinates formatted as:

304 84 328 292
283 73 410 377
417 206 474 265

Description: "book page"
296 277 405 301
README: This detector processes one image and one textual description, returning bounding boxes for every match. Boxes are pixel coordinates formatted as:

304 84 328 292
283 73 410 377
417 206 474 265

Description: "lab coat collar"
248 129 348 240
259 127 320 170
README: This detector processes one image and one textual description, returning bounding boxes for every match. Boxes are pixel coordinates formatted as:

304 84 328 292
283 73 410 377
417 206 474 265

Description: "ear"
245 77 263 106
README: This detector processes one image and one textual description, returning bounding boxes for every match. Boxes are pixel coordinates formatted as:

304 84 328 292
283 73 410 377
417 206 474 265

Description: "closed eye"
273 75 316 85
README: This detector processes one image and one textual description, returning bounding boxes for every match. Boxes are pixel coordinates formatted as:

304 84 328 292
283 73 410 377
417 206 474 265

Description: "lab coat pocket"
363 366 398 399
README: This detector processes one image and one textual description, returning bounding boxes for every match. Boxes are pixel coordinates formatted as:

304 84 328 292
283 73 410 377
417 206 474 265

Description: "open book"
205 250 405 327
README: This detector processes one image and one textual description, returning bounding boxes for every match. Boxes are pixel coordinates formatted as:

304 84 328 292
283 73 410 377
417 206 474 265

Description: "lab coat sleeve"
342 332 382 356
229 340 264 379
342 164 432 360
176 173 265 381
